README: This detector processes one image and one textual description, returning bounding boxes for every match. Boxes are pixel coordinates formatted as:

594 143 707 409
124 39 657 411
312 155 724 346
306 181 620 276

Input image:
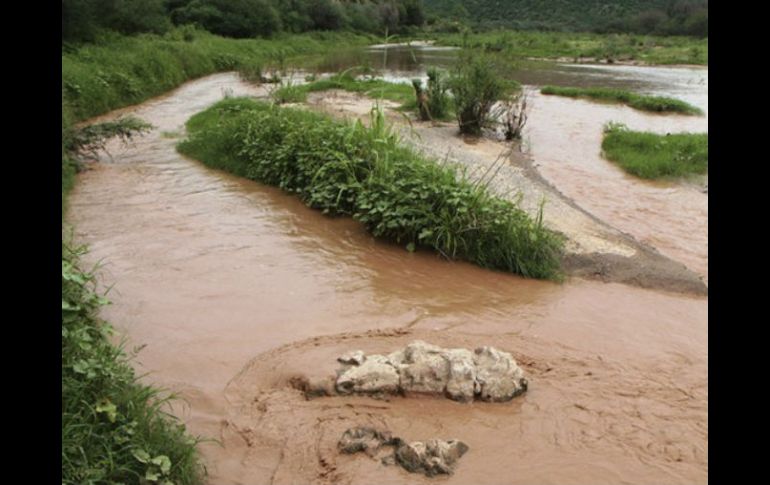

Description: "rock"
473 346 528 402
336 355 400 395
340 428 469 477
333 341 528 402
338 350 366 366
394 438 469 476
398 341 450 395
338 427 394 457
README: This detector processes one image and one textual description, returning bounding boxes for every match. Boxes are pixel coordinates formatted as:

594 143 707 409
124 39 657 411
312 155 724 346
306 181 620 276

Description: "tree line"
63 0 426 42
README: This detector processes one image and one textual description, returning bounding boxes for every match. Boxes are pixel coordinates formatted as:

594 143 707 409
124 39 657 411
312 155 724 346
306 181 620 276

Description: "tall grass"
62 28 374 122
541 86 702 115
178 98 564 280
62 243 205 485
601 123 708 179
449 53 517 135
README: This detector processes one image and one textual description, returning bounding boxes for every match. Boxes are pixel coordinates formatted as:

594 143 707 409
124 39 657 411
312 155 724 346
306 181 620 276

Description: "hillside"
423 0 708 35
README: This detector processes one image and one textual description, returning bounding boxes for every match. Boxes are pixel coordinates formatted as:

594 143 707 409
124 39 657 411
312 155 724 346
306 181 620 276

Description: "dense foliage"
63 0 426 42
422 0 707 36
178 99 564 279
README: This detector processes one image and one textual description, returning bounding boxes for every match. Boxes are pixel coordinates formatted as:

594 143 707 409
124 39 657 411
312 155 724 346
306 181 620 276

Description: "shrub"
448 53 511 135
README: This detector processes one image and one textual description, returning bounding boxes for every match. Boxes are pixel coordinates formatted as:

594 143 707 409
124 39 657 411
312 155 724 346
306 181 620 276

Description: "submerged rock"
333 341 527 402
339 427 395 457
395 439 470 476
339 427 469 476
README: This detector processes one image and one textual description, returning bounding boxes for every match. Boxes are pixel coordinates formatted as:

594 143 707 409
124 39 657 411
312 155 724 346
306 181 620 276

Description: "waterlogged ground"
67 66 707 484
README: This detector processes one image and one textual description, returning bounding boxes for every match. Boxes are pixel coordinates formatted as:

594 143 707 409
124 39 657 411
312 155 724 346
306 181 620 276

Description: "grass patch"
272 71 416 108
62 243 205 484
178 98 564 280
601 123 708 179
541 86 702 115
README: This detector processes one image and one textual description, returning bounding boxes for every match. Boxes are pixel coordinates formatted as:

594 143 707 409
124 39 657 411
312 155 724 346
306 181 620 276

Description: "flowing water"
358 45 708 281
67 53 708 484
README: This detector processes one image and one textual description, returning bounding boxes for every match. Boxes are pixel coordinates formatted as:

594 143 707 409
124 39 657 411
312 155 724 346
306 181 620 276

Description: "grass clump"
413 67 453 121
62 243 205 485
178 98 564 280
541 86 702 115
601 123 708 179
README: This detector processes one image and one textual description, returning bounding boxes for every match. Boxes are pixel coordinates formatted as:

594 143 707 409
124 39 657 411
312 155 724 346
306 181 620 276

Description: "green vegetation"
601 123 708 179
62 110 204 484
541 86 702 115
62 244 204 485
429 30 708 65
63 28 374 121
413 67 453 121
178 98 564 279
63 0 426 43
423 0 707 37
449 53 516 135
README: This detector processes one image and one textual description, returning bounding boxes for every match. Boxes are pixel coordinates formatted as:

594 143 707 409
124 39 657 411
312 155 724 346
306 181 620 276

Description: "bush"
448 53 511 135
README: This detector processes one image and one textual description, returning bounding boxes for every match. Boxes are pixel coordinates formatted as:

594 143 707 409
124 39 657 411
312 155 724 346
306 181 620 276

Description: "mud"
66 72 707 485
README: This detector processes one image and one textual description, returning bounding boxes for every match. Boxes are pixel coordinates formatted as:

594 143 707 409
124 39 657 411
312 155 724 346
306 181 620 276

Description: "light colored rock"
444 349 477 402
399 341 449 394
332 341 528 402
336 355 400 395
473 346 528 402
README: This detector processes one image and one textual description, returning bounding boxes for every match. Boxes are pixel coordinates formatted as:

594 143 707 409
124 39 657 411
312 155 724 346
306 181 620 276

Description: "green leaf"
406 242 416 252
151 455 172 475
132 449 151 464
96 399 118 423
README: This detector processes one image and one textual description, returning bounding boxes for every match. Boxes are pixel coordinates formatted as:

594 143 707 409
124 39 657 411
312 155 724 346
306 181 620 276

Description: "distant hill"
422 0 708 35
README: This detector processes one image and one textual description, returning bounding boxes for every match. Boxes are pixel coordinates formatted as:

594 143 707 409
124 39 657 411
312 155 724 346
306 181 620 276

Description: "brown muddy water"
67 72 707 484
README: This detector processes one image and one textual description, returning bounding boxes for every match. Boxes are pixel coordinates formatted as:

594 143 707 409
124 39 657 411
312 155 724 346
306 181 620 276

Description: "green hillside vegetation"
423 0 707 36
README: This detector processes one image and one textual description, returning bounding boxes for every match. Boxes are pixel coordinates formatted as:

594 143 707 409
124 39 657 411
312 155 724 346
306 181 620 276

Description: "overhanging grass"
62 243 205 484
178 98 564 280
601 123 708 179
541 86 702 115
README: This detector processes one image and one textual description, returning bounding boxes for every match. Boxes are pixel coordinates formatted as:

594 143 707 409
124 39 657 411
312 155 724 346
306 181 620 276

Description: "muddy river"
67 52 707 484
